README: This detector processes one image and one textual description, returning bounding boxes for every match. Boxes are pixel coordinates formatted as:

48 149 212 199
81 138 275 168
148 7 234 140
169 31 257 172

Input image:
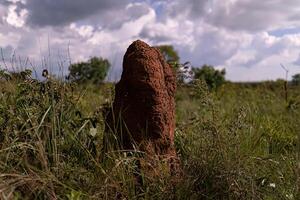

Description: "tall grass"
0 70 299 199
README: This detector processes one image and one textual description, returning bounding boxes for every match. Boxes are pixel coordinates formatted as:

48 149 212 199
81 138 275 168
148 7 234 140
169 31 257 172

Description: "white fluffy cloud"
0 0 300 81
4 3 28 27
167 0 300 32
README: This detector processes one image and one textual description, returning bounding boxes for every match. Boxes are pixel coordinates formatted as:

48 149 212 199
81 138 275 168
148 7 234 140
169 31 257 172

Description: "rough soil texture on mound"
105 40 176 157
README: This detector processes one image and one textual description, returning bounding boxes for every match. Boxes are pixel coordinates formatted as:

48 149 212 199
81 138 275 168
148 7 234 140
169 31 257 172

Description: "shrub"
292 73 300 85
69 57 110 85
192 65 226 90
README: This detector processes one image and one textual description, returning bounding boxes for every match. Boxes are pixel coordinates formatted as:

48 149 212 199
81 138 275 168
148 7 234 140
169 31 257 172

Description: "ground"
0 77 299 199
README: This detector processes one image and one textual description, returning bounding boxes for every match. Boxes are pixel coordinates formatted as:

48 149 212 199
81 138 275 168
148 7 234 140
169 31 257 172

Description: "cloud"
70 23 94 38
138 0 300 81
225 54 300 82
4 3 28 27
140 18 194 45
0 0 300 81
293 54 300 66
0 29 21 47
223 32 300 81
2 0 130 27
166 0 300 32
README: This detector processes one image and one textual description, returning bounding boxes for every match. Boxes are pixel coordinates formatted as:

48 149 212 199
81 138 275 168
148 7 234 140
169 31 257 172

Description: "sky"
1 0 300 81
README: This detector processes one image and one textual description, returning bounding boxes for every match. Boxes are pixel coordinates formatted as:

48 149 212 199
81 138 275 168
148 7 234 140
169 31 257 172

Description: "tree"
69 57 110 85
292 73 300 85
155 45 180 69
192 65 226 90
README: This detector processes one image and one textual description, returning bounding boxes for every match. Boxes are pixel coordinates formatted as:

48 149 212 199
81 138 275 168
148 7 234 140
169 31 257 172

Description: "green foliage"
69 57 110 85
192 64 226 90
0 69 32 81
155 45 180 69
0 71 103 199
176 81 299 199
292 73 300 85
0 70 299 199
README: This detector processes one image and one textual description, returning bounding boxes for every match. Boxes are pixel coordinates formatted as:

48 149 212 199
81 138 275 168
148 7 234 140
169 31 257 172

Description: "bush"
292 73 300 85
69 57 110 85
192 65 226 90
155 45 181 71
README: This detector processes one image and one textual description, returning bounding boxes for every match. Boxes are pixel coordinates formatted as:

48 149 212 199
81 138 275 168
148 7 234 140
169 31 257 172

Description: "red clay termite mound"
105 40 177 158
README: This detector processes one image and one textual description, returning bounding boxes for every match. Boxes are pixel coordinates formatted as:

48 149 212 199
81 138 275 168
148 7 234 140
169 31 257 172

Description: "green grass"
0 74 299 199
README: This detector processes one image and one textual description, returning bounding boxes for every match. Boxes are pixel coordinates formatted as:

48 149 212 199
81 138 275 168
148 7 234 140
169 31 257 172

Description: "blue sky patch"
268 27 300 37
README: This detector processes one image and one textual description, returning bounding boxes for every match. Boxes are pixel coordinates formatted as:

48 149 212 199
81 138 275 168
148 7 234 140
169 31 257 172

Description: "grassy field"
0 73 299 199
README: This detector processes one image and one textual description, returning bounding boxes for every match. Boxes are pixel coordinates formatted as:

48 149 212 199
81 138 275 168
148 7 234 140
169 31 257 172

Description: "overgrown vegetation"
292 73 300 85
155 45 180 65
0 68 299 199
68 57 110 85
192 65 226 90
